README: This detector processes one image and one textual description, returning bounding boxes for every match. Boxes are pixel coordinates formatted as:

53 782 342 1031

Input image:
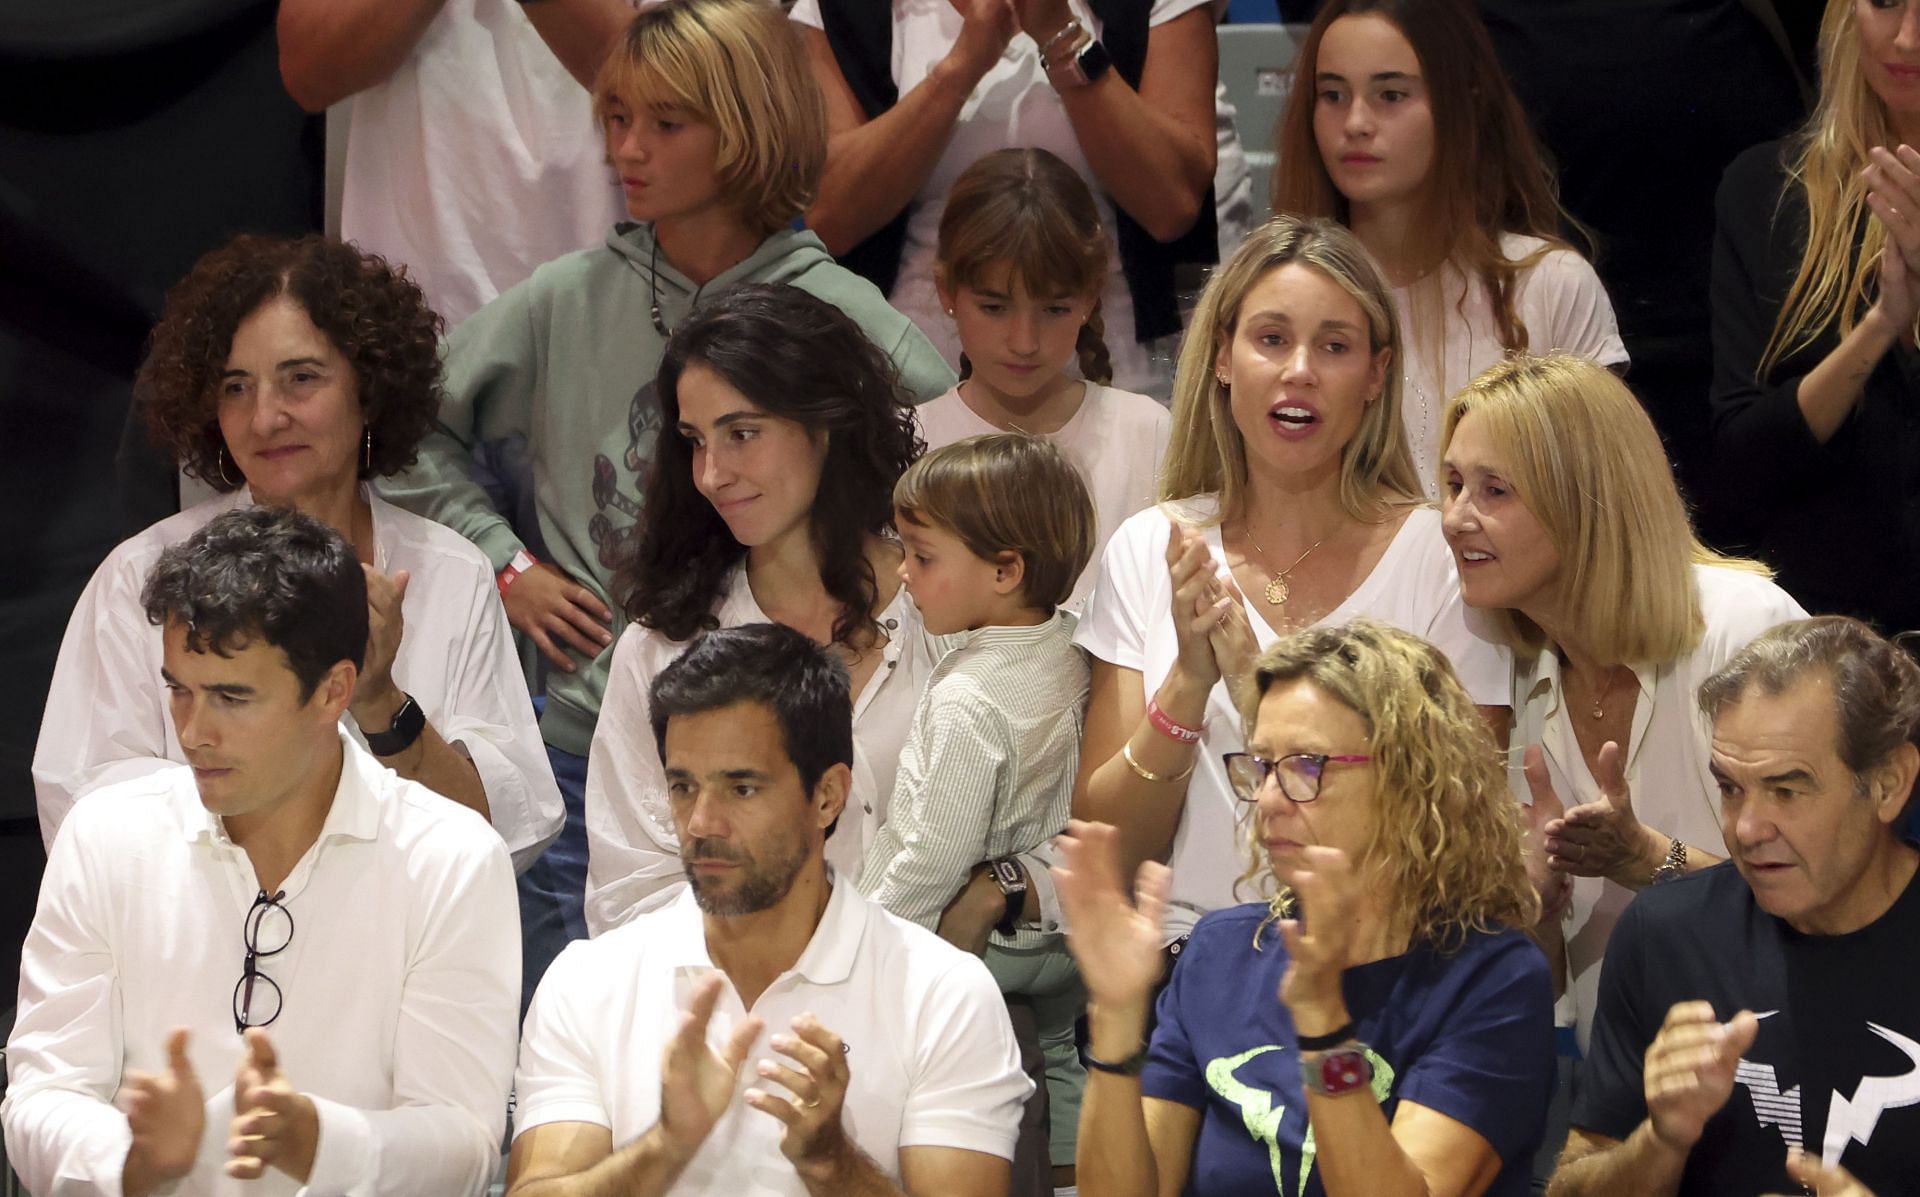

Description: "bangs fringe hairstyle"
615 284 922 647
1760 0 1916 376
936 148 1115 385
1270 0 1580 354
138 233 444 491
1162 214 1422 521
893 433 1097 611
1233 619 1539 951
1441 353 1767 663
592 0 827 235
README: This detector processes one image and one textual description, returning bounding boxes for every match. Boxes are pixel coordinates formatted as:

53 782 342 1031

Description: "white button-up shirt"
31 487 563 871
2 732 521 1196
515 882 1030 1195
1508 564 1805 1051
584 567 935 935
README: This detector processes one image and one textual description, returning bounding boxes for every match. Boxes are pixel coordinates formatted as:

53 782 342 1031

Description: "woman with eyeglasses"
1056 619 1553 1197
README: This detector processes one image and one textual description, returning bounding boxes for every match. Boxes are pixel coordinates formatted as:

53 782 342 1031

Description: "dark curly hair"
617 284 923 646
137 233 444 491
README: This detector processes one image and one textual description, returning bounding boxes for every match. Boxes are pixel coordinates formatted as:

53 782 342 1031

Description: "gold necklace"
1587 665 1625 720
1242 524 1330 606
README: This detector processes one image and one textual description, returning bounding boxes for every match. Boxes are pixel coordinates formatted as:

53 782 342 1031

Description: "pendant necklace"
1587 665 1623 720
1242 524 1329 606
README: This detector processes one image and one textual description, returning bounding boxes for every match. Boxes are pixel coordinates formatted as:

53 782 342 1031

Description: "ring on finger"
803 1096 822 1109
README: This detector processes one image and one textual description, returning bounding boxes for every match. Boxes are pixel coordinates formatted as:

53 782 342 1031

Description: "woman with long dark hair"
583 283 930 934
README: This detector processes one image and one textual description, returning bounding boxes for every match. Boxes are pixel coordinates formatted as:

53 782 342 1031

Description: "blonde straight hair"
1441 354 1768 663
1760 0 1913 376
1162 215 1423 522
591 0 827 236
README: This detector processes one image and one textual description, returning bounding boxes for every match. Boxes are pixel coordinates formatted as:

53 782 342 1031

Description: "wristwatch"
1300 1045 1374 1096
1651 837 1688 885
363 693 427 757
1043 24 1112 89
989 857 1029 936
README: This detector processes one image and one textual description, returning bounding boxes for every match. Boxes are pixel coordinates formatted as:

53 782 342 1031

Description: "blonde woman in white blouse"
1438 353 1806 1049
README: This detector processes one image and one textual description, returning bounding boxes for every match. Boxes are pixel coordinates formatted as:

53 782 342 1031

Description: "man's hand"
1644 1003 1759 1154
226 1029 319 1182
936 865 1003 956
1544 740 1662 887
1766 1147 1879 1197
658 974 764 1159
504 561 614 673
744 1014 856 1183
121 1027 205 1193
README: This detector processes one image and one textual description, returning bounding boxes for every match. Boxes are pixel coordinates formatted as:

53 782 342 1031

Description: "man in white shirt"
508 623 1030 1197
2 507 519 1197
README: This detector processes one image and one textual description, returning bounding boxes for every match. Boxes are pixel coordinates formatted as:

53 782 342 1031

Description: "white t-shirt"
515 884 1031 1196
3 736 519 1197
584 569 935 935
788 0 1224 394
914 383 1170 612
1073 499 1510 938
1510 564 1807 1052
1395 234 1628 495
30 487 563 872
339 0 632 328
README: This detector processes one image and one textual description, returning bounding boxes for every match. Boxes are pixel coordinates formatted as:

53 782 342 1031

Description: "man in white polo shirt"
2 507 519 1197
507 623 1030 1196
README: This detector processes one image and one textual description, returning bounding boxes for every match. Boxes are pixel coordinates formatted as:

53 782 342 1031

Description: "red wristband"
496 548 538 597
1147 696 1202 744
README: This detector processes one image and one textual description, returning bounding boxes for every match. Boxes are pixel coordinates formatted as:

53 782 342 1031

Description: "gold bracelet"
1122 741 1194 783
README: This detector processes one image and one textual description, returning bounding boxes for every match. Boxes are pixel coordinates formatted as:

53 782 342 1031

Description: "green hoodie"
379 223 955 756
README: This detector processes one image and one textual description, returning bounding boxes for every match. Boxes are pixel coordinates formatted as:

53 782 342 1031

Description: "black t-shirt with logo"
1573 861 1920 1195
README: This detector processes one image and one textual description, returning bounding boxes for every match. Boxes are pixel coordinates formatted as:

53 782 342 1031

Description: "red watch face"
1312 1050 1373 1095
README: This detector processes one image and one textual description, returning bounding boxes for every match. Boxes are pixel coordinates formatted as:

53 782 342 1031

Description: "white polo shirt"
2 732 521 1197
515 883 1031 1195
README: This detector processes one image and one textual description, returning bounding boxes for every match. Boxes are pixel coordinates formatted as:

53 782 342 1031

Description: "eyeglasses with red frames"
1221 751 1373 805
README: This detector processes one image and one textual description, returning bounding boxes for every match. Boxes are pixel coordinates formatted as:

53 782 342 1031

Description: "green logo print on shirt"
1205 1044 1396 1197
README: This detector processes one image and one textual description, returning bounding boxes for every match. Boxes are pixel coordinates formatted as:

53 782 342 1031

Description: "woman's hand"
1206 568 1259 695
1010 0 1074 44
1166 523 1229 691
1054 820 1170 1009
1865 145 1920 332
352 566 409 725
1275 846 1367 1038
1543 740 1665 888
944 0 1019 84
1520 746 1574 924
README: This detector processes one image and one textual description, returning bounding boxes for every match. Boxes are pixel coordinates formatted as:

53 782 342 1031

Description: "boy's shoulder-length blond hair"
1440 352 1768 664
591 0 827 237
1233 618 1539 952
1161 214 1423 525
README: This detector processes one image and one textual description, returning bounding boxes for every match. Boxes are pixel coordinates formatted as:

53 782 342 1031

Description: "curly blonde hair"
1233 619 1538 951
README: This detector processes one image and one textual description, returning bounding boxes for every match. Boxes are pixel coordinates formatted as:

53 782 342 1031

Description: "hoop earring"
362 427 373 474
216 443 240 489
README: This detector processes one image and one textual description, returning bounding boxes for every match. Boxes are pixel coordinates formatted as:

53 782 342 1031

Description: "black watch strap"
363 694 426 756
1296 1021 1357 1053
1085 1039 1150 1076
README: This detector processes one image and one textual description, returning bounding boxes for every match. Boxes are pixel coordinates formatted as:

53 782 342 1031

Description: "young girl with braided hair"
923 147 1171 612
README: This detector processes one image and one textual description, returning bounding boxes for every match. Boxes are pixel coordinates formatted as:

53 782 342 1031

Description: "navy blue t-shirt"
1139 903 1554 1197
1573 861 1920 1196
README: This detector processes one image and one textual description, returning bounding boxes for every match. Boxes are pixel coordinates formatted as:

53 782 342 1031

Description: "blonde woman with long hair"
1057 620 1553 1197
1710 0 1920 633
1439 353 1805 1049
1071 215 1509 950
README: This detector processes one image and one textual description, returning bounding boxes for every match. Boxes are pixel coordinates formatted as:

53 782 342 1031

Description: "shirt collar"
660 870 870 987
228 483 390 571
1524 649 1658 716
174 728 385 849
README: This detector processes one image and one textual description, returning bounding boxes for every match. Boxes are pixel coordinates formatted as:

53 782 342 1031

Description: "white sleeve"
899 954 1031 1160
31 552 174 855
302 835 520 1197
1146 0 1217 25
1519 248 1629 370
1411 546 1513 708
417 573 564 874
511 943 616 1135
1073 509 1168 672
1 809 143 1194
787 0 823 30
584 628 688 936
